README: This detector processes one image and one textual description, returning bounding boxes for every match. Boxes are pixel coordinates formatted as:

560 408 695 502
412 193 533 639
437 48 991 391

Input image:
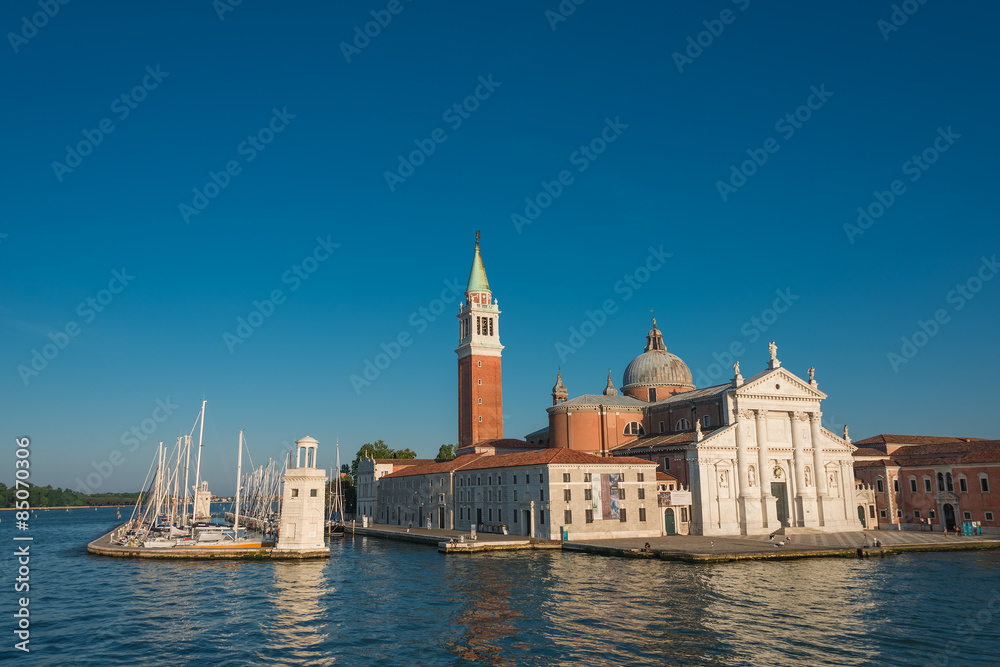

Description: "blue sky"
2 1 998 494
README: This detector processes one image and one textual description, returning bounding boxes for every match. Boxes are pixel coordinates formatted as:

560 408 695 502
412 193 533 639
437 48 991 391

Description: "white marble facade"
688 364 862 536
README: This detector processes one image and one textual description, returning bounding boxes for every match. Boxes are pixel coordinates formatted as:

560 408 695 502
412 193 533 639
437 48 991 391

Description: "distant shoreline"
0 505 132 510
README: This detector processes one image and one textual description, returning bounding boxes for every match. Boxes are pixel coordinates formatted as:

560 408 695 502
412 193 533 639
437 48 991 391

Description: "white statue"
769 340 777 361
748 466 756 487
804 466 811 487
734 361 740 376
808 367 815 382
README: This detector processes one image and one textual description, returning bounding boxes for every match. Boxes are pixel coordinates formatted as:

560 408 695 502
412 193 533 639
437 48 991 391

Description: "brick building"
377 448 659 540
852 435 999 534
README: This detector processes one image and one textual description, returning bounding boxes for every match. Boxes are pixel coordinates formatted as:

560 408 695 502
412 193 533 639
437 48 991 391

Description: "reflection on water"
443 554 536 666
11 509 1000 666
260 562 329 664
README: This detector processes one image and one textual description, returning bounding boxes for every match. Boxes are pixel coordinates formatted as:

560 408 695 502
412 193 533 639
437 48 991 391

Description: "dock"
350 522 1000 562
345 523 562 553
86 527 330 560
88 521 1000 563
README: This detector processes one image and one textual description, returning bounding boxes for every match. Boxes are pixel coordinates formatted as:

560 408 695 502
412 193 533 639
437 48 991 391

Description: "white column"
810 412 827 496
841 459 853 524
735 411 750 497
786 456 797 525
790 411 806 491
755 410 770 498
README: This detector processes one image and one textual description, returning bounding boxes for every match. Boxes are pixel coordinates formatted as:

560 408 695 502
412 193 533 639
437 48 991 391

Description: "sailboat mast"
192 399 207 521
153 442 165 524
182 434 192 527
234 430 244 534
335 440 343 521
170 436 182 526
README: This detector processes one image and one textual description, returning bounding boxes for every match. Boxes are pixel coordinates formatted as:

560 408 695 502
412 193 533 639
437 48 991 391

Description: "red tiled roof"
458 448 655 471
381 454 486 478
656 471 678 481
851 441 1000 468
852 448 889 458
373 458 436 466
852 434 988 448
611 427 724 452
885 440 1000 466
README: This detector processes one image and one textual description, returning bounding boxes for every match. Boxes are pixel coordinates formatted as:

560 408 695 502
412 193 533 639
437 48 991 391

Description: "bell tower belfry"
456 232 504 449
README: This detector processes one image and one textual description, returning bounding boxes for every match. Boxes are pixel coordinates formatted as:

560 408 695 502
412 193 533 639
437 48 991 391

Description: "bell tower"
456 231 504 449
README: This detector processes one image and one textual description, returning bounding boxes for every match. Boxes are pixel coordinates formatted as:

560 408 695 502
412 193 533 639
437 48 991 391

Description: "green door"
771 482 788 526
857 505 867 528
665 508 676 535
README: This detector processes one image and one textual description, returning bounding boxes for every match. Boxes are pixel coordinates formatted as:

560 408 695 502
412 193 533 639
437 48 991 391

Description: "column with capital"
791 411 818 527
755 410 777 530
840 459 854 528
809 412 827 526
734 409 760 534
790 411 805 528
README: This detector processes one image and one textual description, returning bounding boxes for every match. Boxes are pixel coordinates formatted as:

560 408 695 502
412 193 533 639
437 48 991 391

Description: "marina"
24 508 1000 665
88 401 331 560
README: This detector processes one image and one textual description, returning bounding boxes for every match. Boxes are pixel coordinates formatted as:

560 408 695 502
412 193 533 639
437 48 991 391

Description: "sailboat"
327 441 345 537
175 429 275 549
117 408 277 550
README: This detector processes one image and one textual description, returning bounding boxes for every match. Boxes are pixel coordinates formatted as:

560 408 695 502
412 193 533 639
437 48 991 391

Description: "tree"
351 440 417 477
435 444 456 461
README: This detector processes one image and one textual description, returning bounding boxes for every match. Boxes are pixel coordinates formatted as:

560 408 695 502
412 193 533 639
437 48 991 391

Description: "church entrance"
772 482 789 527
857 505 867 528
665 508 676 535
943 503 956 531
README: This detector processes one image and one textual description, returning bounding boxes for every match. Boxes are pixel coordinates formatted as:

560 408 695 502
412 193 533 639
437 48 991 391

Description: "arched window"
946 472 954 492
675 418 691 431
937 472 945 491
623 421 645 436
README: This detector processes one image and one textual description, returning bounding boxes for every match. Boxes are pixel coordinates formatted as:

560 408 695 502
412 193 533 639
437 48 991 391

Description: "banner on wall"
601 473 620 520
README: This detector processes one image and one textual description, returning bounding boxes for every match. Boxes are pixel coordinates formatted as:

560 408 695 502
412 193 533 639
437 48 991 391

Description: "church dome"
621 320 694 394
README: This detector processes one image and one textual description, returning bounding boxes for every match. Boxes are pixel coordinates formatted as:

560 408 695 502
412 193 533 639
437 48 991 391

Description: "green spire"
466 230 491 293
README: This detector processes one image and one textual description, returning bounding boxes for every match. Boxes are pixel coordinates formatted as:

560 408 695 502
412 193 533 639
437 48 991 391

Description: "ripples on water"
3 508 999 666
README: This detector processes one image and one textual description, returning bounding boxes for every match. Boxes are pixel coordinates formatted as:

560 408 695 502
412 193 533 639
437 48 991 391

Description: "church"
374 234 863 537
462 234 864 536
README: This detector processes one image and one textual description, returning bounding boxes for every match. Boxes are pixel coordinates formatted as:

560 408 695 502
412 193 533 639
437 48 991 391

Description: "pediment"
736 367 826 400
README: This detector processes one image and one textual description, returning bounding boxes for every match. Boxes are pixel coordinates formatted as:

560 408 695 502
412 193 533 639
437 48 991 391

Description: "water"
3 508 999 666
